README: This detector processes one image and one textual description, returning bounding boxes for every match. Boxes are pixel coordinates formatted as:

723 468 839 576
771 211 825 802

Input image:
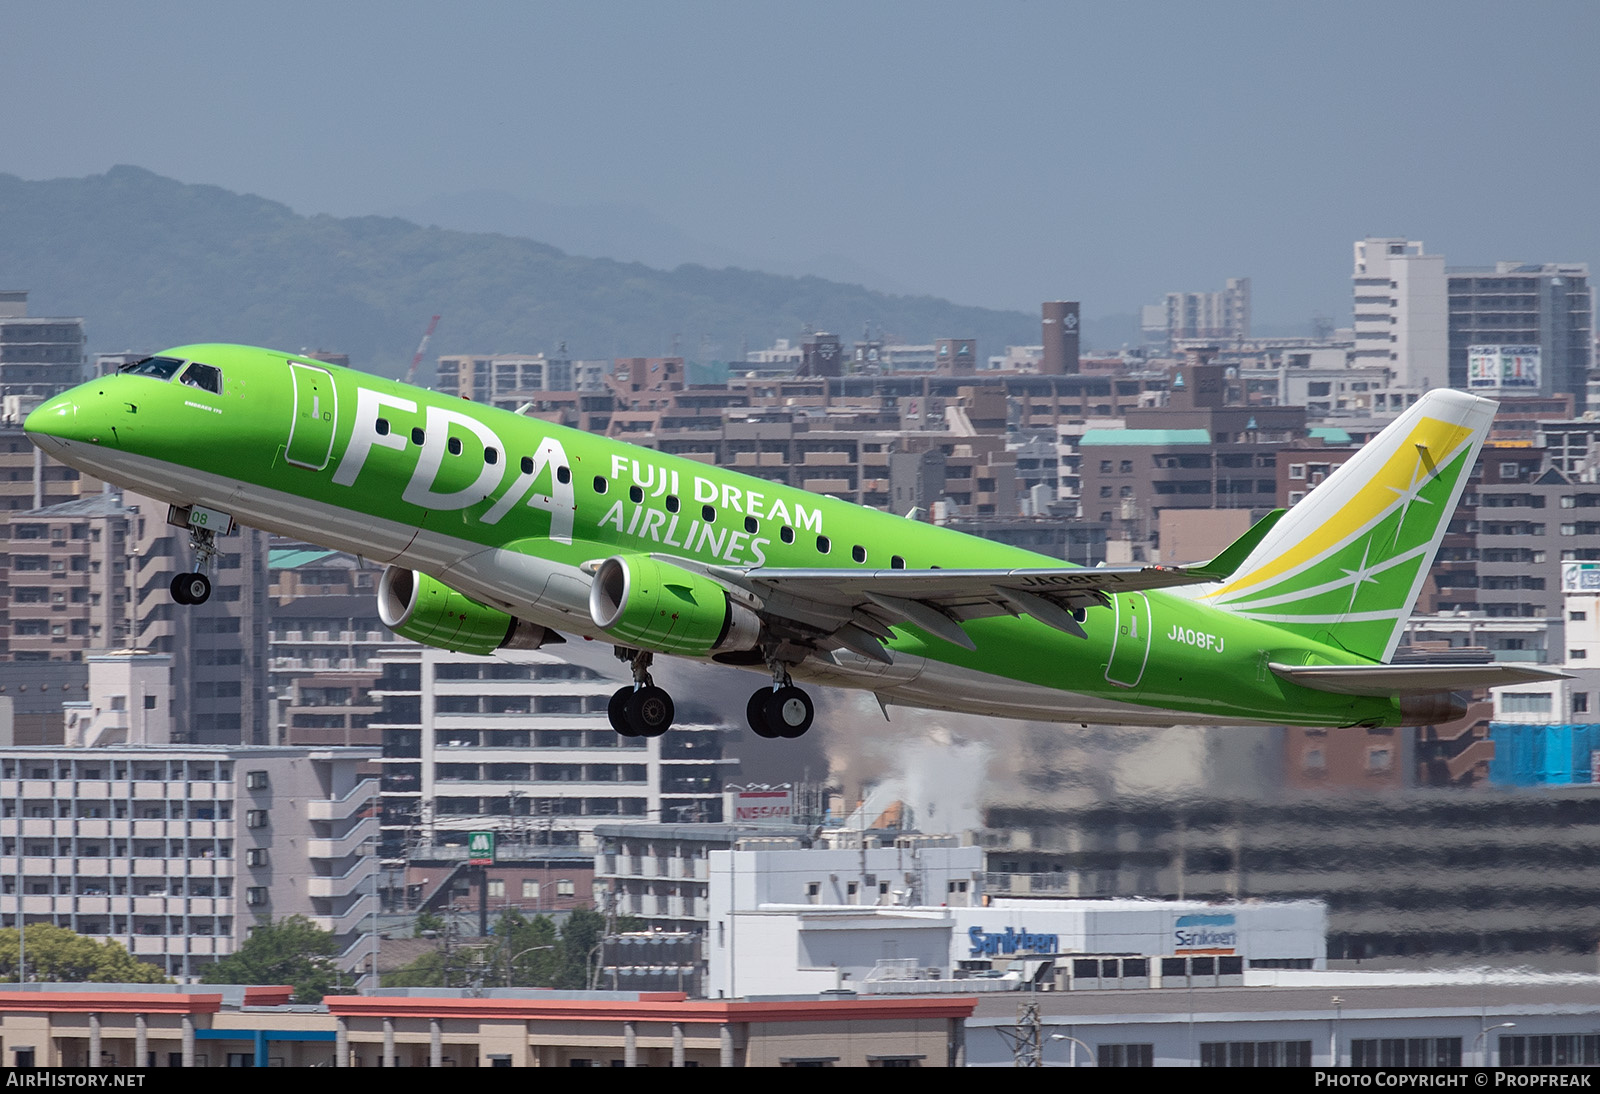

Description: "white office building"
1352 238 1448 390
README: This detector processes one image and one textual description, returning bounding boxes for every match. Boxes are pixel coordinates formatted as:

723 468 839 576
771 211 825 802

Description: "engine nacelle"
378 567 554 655
1397 690 1470 727
588 554 760 657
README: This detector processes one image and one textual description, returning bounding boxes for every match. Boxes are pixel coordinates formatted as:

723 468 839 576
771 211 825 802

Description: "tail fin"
1202 389 1496 662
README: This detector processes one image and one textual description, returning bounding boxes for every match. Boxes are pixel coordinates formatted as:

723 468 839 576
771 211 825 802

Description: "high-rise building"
0 291 86 401
371 646 736 860
1351 239 1448 389
1447 262 1592 409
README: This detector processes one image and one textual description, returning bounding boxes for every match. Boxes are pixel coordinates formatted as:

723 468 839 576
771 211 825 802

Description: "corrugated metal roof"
1079 428 1212 447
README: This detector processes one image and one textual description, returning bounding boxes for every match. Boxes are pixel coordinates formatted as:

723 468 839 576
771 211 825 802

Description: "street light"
1049 1033 1098 1067
1475 1022 1516 1067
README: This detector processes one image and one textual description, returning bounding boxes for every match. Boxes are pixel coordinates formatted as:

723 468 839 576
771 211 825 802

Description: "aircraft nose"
24 388 115 452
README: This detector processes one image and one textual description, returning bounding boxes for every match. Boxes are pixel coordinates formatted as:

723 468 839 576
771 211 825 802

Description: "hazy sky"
4 1 1597 328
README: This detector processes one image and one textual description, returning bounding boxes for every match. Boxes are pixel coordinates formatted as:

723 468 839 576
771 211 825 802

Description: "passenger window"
375 418 390 436
447 437 463 456
666 495 679 513
485 446 499 465
702 505 716 522
744 516 758 534
780 526 794 544
522 456 535 474
411 427 425 445
593 476 608 494
179 363 223 394
816 535 831 554
557 466 571 484
851 545 866 563
891 555 906 569
629 485 644 503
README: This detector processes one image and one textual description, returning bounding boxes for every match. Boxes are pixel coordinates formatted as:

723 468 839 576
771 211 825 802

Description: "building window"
1200 1041 1313 1067
245 770 269 790
522 880 540 899
1097 1043 1154 1067
1502 692 1554 715
1352 1038 1463 1067
245 810 268 828
556 879 575 896
1367 748 1392 772
1575 693 1589 715
245 887 267 906
1571 650 1588 661
1289 464 1305 480
245 848 268 867
1501 1034 1600 1067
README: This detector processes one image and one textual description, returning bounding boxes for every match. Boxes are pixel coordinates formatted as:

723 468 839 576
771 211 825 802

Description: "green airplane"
24 344 1562 739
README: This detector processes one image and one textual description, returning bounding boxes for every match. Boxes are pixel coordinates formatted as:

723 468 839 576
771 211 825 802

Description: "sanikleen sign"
1174 912 1237 953
967 926 1061 956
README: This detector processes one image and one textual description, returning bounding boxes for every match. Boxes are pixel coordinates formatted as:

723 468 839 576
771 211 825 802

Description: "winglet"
1186 509 1287 582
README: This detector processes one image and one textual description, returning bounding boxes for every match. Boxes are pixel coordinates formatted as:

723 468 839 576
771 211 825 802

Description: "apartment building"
371 646 736 860
0 746 377 980
0 291 86 401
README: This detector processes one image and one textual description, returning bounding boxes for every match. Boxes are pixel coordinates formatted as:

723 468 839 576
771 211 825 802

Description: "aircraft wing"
672 511 1288 661
1268 662 1570 696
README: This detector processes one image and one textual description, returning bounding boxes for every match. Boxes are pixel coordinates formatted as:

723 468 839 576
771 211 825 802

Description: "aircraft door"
285 362 338 470
1105 592 1151 689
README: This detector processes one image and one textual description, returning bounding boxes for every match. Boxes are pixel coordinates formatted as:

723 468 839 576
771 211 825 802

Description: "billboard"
1467 345 1541 390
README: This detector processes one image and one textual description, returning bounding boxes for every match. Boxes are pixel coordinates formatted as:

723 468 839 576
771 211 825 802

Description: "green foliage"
0 167 1038 372
556 908 607 990
413 911 445 938
498 910 560 988
199 915 340 1002
0 924 168 984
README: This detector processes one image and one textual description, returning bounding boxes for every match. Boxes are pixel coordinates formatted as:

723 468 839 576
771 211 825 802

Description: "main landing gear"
746 661 814 739
608 650 674 739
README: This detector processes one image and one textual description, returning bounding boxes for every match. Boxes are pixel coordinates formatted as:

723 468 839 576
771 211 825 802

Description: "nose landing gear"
165 503 234 606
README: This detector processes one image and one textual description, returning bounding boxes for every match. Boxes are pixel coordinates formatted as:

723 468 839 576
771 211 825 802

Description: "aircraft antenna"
405 314 442 385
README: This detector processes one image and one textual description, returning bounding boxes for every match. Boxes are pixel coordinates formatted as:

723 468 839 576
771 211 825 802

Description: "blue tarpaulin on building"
1488 723 1600 786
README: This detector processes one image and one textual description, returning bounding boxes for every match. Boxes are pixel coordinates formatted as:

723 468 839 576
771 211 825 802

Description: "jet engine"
588 554 760 657
378 567 556 656
1397 691 1470 727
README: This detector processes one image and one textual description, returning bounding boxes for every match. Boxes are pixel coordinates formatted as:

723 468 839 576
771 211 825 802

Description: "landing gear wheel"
608 686 640 737
170 572 211 605
626 685 674 738
763 685 814 738
747 689 781 739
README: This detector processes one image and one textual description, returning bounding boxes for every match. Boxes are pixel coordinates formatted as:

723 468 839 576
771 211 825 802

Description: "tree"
200 915 340 1002
0 925 167 983
556 908 607 990
497 911 559 987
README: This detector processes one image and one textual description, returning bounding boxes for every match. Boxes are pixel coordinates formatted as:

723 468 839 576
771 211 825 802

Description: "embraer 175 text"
24 345 1563 739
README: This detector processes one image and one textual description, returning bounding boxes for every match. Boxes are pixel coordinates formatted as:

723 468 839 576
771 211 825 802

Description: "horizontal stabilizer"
1269 661 1570 697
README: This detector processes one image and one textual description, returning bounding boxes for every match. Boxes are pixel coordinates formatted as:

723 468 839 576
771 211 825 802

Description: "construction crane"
404 314 441 385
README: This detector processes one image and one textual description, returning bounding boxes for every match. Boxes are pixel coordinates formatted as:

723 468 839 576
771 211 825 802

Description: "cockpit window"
179 362 223 395
118 356 185 380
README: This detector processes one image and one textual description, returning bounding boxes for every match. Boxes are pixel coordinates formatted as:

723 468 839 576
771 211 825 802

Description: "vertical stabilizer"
1202 390 1496 662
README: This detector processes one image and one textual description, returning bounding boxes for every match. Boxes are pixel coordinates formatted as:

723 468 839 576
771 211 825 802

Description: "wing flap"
1269 662 1570 697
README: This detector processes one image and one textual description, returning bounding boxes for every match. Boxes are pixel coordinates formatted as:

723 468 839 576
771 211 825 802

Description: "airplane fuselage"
27 345 1410 729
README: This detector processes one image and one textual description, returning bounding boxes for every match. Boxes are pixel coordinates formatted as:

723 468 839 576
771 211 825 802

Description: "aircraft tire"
747 689 781 739
627 685 674 738
763 686 814 738
172 572 211 605
608 687 640 737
